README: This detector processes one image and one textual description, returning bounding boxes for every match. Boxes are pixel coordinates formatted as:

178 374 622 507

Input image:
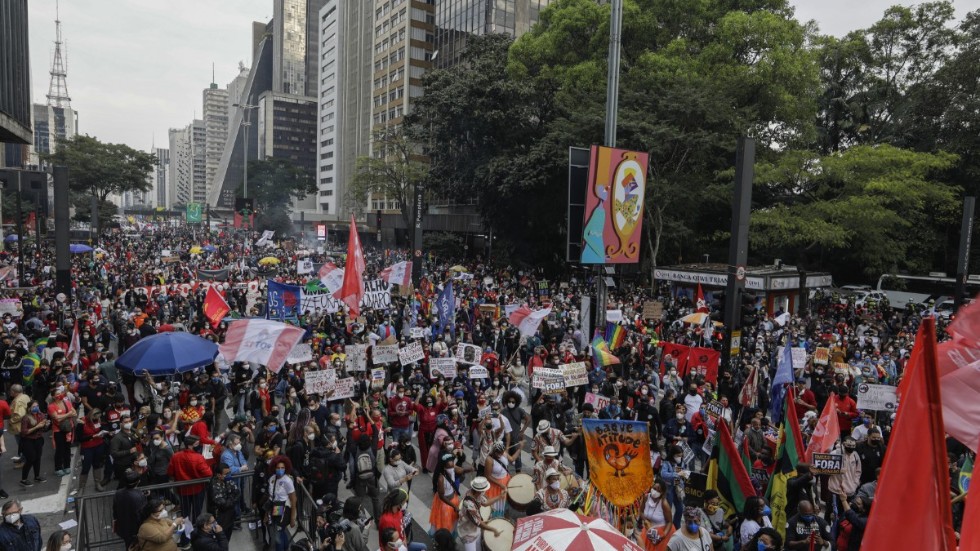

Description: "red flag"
696 284 709 313
203 286 231 328
659 343 690 376
804 394 840 463
862 317 957 550
738 364 760 407
686 347 720 383
960 438 980 549
67 321 81 367
336 214 365 317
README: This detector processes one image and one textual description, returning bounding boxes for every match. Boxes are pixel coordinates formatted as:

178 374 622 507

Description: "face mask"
762 505 772 517
233 443 242 451
30 406 39 414
137 459 148 468
333 420 342 427
686 522 699 533
549 481 560 490
275 468 286 477
190 400 198 407
650 490 661 500
288 392 296 398
61 544 72 551
4 513 20 524
676 413 684 421
56 387 66 395
705 504 719 514
268 425 277 432
688 389 697 396
152 439 162 447
757 542 770 551
641 389 648 395
306 433 315 441
673 455 682 464
260 383 268 389
155 511 168 520
801 514 814 522
123 422 133 430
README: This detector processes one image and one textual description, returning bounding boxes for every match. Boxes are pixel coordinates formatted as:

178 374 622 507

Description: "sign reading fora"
810 453 844 475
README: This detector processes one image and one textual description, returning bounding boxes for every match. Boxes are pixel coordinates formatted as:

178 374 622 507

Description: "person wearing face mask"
190 512 228 551
167 435 213 531
662 367 683 397
535 469 570 512
682 385 703 423
663 405 694 447
745 527 782 551
637 480 674 550
387 385 415 445
411 393 446 473
265 460 297 551
660 444 691 529
457 477 503 551
784 501 829 550
696 491 732 551
0 499 41 551
855 428 884 485
248 377 272 423
665 506 712 551
738 497 773 548
135 498 183 551
834 494 868 551
382 449 418 496
18 400 50 487
827 438 862 515
46 384 77 477
207 463 240 535
498 390 528 472
109 413 140 480
378 489 426 551
113 469 148 549
428 453 460 537
833 386 859 433
43 528 72 551
76 409 110 493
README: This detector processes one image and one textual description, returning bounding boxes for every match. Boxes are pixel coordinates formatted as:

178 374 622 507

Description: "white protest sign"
285 343 313 365
430 357 457 379
371 368 387 381
297 258 314 275
777 346 808 370
585 392 610 411
409 327 425 340
559 362 589 387
455 343 483 365
331 377 356 400
0 299 23 317
856 383 898 411
345 344 367 371
373 344 399 364
532 368 565 392
304 369 337 395
469 366 489 379
398 342 425 366
606 309 623 323
300 279 392 314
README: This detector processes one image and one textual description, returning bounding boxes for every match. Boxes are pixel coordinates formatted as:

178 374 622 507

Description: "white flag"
508 305 552 338
318 262 345 294
379 261 412 287
255 230 275 247
297 258 314 275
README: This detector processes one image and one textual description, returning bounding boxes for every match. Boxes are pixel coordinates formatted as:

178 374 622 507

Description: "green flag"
186 203 202 224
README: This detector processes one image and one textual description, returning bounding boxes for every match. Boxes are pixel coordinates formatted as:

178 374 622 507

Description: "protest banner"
856 383 898 411
455 343 483 365
582 419 654 507
585 392 610 411
285 343 313 365
532 367 564 389
810 453 844 475
331 377 356 400
371 368 387 381
429 357 457 379
469 366 489 379
398 342 424 366
373 344 399 364
813 347 830 366
303 369 337 395
776 346 808 370
560 362 589 387
300 279 392 314
345 344 367 371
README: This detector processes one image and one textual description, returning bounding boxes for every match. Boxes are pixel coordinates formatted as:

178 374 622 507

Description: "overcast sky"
25 0 980 151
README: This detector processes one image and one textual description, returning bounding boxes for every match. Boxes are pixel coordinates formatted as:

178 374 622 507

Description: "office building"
191 119 207 203
273 0 327 96
316 0 373 217
434 0 553 69
0 0 32 150
203 83 229 196
169 120 206 206
226 64 250 139
152 147 170 208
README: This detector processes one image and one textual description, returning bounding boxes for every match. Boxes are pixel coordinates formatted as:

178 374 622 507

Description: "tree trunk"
645 207 663 286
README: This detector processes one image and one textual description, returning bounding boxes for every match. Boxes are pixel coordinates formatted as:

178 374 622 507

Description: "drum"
482 519 515 551
559 472 582 492
506 473 535 511
480 506 492 522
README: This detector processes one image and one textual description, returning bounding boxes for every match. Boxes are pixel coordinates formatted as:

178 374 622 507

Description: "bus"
876 273 980 309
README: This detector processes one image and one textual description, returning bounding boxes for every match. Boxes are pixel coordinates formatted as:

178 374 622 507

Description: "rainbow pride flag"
591 336 621 367
605 322 626 349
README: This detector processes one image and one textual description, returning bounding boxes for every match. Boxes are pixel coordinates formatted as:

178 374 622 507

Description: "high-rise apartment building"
191 119 207 203
152 147 170 208
169 120 206 206
316 0 373 217
434 0 553 68
203 83 229 197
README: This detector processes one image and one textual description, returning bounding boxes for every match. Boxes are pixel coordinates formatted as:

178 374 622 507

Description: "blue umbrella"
116 332 218 375
70 244 93 254
4 235 18 242
203 245 217 252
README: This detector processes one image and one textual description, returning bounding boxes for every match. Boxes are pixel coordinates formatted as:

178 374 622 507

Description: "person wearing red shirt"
412 393 446 472
834 386 860 433
527 347 547 379
47 385 77 476
167 435 212 523
377 488 425 551
77 409 109 493
794 379 818 422
387 385 414 445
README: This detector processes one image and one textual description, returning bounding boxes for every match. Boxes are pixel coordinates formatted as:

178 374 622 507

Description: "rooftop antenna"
46 0 72 108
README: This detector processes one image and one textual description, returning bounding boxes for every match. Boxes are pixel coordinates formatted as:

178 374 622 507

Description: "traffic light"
710 290 725 322
740 291 758 327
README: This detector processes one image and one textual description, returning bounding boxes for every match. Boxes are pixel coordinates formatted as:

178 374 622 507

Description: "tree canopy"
43 134 157 202
245 159 316 234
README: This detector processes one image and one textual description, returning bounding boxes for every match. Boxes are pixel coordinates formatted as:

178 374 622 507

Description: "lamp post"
234 103 259 247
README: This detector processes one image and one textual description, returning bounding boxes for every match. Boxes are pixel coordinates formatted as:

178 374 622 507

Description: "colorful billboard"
580 146 649 264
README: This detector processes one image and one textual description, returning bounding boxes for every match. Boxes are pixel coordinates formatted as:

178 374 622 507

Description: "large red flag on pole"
803 394 840 463
336 214 366 317
203 286 231 328
862 317 957 551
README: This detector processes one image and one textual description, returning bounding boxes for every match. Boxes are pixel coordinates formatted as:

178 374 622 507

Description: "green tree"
244 159 316 234
43 134 157 203
751 145 959 278
348 128 429 233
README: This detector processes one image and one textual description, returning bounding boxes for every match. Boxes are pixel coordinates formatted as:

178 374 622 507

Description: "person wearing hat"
665 506 712 550
534 468 570 512
532 446 573 490
457 477 504 551
531 420 577 463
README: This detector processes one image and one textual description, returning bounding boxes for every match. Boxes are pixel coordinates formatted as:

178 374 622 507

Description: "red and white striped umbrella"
510 508 644 551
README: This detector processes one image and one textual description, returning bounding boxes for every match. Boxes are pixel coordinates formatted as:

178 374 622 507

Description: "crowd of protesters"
0 222 974 551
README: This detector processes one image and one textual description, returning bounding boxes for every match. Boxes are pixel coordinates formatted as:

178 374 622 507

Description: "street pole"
53 166 71 298
14 183 25 284
721 137 755 374
955 196 976 310
595 0 623 329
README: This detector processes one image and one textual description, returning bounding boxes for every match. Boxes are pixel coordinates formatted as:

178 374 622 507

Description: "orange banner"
583 419 653 507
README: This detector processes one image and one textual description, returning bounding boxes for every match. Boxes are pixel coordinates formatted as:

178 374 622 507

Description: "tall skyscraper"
317 0 372 217
273 0 327 96
435 0 553 68
169 120 206 205
191 119 207 203
0 0 32 153
203 83 229 197
152 147 170 208
226 64 250 139
30 3 79 167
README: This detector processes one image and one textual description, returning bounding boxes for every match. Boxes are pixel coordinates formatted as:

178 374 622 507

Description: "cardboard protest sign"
409 327 425 340
371 368 387 381
810 453 844 475
373 344 399 364
345 344 367 371
429 357 456 379
856 383 898 411
560 362 589 387
813 347 830 366
642 301 663 320
398 342 424 366
468 366 489 379
455 343 483 365
285 343 313 365
704 400 725 421
331 377 356 400
777 346 808 370
585 392 610 411
303 369 337 395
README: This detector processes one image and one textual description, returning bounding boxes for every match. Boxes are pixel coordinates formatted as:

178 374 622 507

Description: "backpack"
356 451 375 480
